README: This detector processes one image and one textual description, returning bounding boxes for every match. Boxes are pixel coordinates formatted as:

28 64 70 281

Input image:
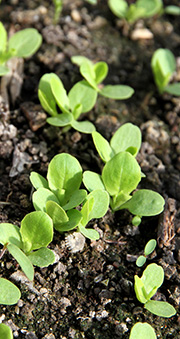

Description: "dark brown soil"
0 1 180 338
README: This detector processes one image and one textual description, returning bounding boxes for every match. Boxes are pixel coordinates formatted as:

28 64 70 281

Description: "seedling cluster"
0 1 178 337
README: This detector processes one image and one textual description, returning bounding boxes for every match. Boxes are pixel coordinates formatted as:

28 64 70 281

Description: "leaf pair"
83 123 165 222
0 22 42 76
71 55 134 99
134 263 176 317
38 73 97 134
30 153 109 240
108 0 163 24
136 239 157 267
151 48 180 96
0 211 54 281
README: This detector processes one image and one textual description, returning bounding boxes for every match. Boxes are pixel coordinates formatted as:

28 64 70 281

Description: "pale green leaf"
136 0 163 18
0 223 22 248
93 62 108 84
110 123 141 157
20 211 53 253
8 28 42 57
46 200 69 229
54 209 82 232
0 22 7 54
71 120 96 134
71 55 94 67
83 171 105 192
145 300 176 317
92 131 114 162
84 189 109 222
100 85 134 99
30 172 49 190
164 5 180 16
50 74 70 114
102 152 141 196
141 263 164 296
129 322 157 339
28 248 55 267
32 187 60 212
62 189 87 210
144 239 157 256
165 83 180 96
134 275 148 304
136 255 146 267
80 62 99 90
7 243 34 281
78 225 100 240
119 189 165 216
0 278 21 306
0 323 13 338
108 0 128 18
38 73 58 116
69 80 97 113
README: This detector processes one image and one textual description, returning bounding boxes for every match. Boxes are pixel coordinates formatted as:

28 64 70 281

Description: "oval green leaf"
8 28 42 58
144 239 157 256
62 189 87 210
32 187 60 212
0 223 22 248
30 172 49 190
92 131 114 162
83 171 105 192
38 73 58 116
102 152 141 196
50 74 70 114
110 123 141 157
100 84 134 99
129 322 157 339
20 211 53 252
47 113 72 126
94 62 108 84
28 248 55 267
69 80 97 113
136 255 146 267
78 225 100 240
145 300 176 318
71 120 96 134
0 278 21 305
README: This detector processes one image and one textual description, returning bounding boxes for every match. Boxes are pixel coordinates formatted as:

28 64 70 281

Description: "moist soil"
0 0 180 338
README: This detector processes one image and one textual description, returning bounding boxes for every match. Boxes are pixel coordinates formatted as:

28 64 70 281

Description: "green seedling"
0 278 21 305
83 123 165 224
0 22 42 76
71 56 134 100
30 153 109 240
129 322 157 339
38 73 97 133
108 0 163 24
0 211 55 281
134 263 176 317
136 239 157 267
0 323 13 339
52 0 63 24
151 48 180 96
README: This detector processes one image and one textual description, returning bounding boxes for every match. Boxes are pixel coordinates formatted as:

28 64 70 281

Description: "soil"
0 0 180 338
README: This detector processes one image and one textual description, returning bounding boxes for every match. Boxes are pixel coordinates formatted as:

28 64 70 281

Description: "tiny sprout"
52 0 63 24
134 263 176 317
136 239 157 267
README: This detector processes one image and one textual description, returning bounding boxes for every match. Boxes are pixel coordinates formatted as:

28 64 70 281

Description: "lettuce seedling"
108 0 163 24
83 123 165 224
151 48 180 96
0 323 13 339
30 153 109 240
0 211 55 281
38 73 97 133
0 22 42 76
129 322 157 339
136 239 157 267
134 263 176 317
71 56 134 100
0 278 21 305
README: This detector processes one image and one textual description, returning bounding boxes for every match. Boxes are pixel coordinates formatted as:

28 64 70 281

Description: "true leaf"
134 275 148 304
80 62 99 90
136 0 163 18
80 196 94 227
7 243 34 281
100 84 134 99
165 5 180 16
102 152 141 196
0 223 22 248
108 0 128 19
141 263 164 296
68 80 97 113
46 200 69 229
119 189 165 216
32 187 60 211
84 189 109 222
30 172 49 190
20 211 53 253
55 209 82 232
94 62 108 84
129 322 157 339
0 323 13 339
110 123 141 157
62 189 87 210
8 28 42 58
71 55 94 67
0 22 7 54
28 248 55 267
92 131 114 162
47 153 82 204
83 171 105 192
0 278 21 305
145 300 176 317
